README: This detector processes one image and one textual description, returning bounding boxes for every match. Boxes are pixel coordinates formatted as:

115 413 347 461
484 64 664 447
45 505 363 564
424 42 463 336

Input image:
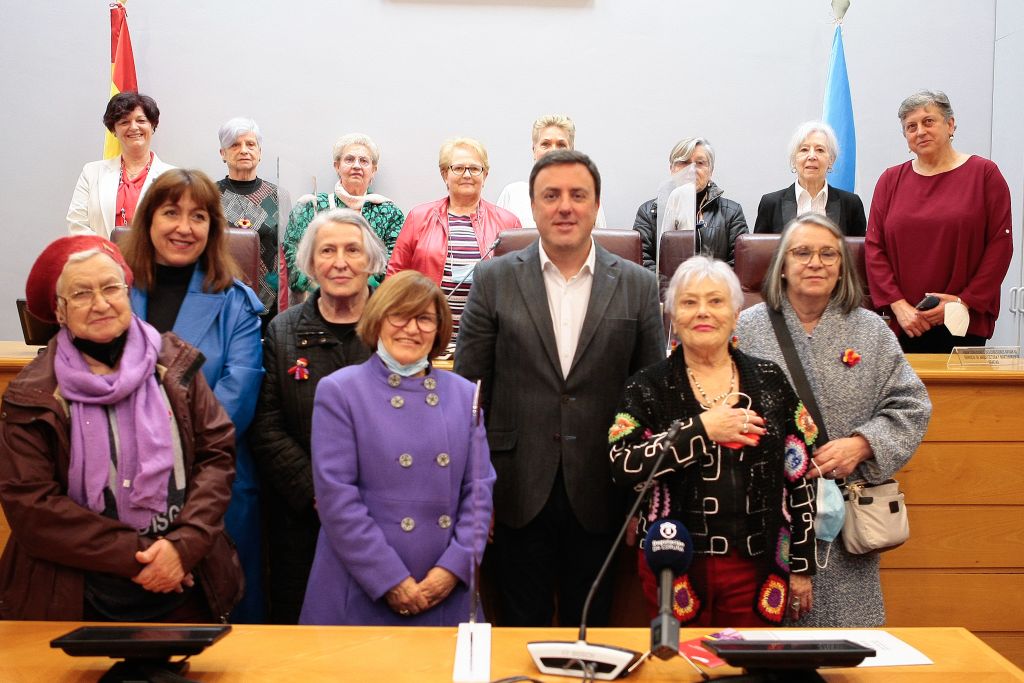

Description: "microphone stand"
527 420 683 680
442 236 502 301
452 381 491 682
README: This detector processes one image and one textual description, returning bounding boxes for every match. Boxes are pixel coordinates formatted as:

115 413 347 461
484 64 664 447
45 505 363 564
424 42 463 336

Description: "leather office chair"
493 228 643 265
657 230 696 296
109 226 262 291
733 233 872 310
16 299 60 345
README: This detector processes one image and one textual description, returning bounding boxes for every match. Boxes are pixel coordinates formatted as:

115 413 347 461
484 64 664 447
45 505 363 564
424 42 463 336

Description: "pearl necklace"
687 362 736 409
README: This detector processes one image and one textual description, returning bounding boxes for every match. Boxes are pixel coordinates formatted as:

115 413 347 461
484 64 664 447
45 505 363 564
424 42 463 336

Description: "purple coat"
299 356 495 625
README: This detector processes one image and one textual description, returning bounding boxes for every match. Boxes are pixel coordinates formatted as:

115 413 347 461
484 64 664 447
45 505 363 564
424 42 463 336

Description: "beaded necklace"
686 361 736 409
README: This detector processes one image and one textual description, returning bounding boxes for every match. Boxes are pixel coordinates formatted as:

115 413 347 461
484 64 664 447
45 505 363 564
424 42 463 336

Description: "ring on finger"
399 609 411 616
741 423 749 434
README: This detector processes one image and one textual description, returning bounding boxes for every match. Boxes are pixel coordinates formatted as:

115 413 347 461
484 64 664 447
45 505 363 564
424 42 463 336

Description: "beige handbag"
841 479 910 554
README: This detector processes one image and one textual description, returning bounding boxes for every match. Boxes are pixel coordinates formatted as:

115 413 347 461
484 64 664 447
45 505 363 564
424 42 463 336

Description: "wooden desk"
2 623 1022 682
1 347 1023 666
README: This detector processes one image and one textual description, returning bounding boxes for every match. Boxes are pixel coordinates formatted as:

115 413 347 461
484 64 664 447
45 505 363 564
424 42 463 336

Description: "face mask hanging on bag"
810 461 845 568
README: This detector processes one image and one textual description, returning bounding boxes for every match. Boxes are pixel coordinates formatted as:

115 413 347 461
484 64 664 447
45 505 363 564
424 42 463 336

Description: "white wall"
0 0 999 340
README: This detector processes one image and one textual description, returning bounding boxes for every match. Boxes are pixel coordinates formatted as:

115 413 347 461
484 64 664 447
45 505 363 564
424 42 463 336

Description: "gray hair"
664 255 743 318
56 249 127 297
762 212 862 314
787 120 839 169
668 137 716 172
897 90 955 126
218 117 263 150
332 133 381 165
532 114 576 147
295 208 387 282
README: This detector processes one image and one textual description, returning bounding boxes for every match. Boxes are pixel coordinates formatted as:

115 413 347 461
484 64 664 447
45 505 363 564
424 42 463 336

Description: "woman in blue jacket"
123 169 265 622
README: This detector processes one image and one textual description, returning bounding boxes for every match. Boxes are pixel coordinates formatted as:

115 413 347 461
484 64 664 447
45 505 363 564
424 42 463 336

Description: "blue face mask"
811 462 846 569
376 341 429 377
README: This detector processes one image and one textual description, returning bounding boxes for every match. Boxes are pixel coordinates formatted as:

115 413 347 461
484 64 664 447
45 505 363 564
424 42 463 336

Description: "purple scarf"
55 315 174 531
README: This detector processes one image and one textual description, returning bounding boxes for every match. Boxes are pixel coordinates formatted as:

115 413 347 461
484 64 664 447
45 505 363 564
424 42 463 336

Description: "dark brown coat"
0 332 242 621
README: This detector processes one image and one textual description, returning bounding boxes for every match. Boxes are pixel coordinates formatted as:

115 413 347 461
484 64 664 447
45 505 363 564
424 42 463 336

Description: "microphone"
443 236 502 301
528 420 684 680
644 519 694 661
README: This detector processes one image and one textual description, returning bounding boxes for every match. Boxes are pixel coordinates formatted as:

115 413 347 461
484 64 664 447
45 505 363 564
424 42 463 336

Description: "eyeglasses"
386 313 439 332
672 158 710 170
340 154 373 168
449 164 485 177
787 246 840 265
59 283 130 308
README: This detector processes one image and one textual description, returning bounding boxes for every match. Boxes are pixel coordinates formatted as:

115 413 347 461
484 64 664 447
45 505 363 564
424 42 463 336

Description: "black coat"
250 291 371 623
632 181 748 271
753 183 866 236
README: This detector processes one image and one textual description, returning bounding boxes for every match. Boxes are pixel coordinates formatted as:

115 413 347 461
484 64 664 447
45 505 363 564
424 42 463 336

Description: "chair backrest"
733 233 872 310
16 299 60 346
493 229 643 265
109 226 261 290
657 230 696 296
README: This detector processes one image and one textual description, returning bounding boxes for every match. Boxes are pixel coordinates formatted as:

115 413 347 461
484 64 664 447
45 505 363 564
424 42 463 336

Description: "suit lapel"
569 245 620 376
781 184 798 226
172 268 225 347
512 243 563 379
825 184 841 225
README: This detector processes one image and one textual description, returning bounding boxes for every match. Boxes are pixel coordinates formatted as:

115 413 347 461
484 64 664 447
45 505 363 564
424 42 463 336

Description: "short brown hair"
358 270 453 360
123 168 240 293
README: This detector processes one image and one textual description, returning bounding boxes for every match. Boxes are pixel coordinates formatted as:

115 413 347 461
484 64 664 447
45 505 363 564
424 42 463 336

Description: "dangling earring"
827 166 833 173
949 134 954 140
791 167 797 173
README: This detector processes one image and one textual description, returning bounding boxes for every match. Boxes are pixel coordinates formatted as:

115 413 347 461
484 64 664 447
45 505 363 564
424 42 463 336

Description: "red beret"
25 235 134 323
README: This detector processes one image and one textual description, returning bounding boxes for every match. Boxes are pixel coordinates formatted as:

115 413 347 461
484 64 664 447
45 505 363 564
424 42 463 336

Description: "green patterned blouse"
283 193 404 293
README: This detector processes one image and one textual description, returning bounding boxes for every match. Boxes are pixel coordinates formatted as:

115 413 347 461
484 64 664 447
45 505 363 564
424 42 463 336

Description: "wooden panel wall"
881 355 1024 667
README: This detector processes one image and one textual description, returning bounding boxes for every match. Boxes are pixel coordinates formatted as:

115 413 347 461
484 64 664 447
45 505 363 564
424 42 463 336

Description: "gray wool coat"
737 299 931 627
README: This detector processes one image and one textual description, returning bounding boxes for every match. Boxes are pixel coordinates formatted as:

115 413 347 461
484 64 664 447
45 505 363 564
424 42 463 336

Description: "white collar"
538 237 596 279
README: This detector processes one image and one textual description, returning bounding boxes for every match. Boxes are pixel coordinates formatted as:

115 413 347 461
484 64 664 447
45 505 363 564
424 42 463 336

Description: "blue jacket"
130 267 264 432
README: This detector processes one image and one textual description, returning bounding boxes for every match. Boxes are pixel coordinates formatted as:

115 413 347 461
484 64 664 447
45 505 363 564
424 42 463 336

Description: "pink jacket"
386 196 521 284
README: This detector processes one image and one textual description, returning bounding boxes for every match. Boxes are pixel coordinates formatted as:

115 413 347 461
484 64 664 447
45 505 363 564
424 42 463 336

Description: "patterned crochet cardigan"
609 346 816 624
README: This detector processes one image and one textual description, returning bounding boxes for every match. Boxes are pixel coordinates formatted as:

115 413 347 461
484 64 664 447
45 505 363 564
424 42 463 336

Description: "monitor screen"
51 625 231 660
703 639 875 670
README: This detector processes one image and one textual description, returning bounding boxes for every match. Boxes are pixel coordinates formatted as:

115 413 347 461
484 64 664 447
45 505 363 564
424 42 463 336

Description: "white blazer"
66 152 175 238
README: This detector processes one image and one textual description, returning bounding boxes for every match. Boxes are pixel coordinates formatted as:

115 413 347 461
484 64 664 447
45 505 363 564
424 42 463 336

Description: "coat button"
438 515 452 529
425 393 439 406
399 453 413 468
423 377 437 390
436 452 450 467
401 517 415 532
388 373 402 388
391 396 405 409
299 339 308 346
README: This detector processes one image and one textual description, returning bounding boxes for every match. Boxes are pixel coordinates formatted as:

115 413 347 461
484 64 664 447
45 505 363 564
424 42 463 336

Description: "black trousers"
899 326 985 354
488 470 617 627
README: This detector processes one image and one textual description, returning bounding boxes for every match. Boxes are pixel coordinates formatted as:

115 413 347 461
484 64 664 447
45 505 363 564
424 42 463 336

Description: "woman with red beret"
0 236 241 621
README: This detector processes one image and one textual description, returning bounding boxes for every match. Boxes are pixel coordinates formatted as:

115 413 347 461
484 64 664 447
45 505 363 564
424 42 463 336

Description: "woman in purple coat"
300 270 495 625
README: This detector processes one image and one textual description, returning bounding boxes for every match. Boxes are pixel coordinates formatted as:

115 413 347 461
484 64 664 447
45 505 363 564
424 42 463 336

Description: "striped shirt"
441 214 482 352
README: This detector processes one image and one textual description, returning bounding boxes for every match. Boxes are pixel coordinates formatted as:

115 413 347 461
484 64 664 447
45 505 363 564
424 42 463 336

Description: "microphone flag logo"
659 522 676 539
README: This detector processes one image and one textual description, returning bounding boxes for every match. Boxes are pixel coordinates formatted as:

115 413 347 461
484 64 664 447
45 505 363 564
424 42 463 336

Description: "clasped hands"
891 293 963 338
386 567 458 617
699 404 765 449
132 538 193 593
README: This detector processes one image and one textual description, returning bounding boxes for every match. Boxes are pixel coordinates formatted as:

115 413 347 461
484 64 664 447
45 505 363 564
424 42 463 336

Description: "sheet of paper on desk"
736 629 933 667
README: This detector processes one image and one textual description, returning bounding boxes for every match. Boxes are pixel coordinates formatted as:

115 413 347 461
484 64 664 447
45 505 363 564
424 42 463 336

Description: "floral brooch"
235 218 252 229
841 348 861 367
608 413 639 443
288 358 310 381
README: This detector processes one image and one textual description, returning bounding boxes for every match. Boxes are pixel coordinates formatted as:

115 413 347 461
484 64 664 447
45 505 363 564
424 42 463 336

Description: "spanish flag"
103 1 138 159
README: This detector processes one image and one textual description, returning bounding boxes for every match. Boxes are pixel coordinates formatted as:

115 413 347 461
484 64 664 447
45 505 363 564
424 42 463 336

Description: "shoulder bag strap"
767 307 830 444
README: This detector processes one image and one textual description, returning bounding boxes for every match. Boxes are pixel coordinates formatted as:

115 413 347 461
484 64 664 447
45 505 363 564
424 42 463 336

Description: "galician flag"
822 25 855 192
103 1 138 159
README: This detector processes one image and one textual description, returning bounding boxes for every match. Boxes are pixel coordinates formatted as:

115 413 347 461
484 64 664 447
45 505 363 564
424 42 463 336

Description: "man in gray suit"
456 150 665 626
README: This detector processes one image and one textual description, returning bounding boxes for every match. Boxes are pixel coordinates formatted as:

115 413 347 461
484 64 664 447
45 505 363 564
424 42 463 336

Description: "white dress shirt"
539 238 596 377
795 182 828 216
